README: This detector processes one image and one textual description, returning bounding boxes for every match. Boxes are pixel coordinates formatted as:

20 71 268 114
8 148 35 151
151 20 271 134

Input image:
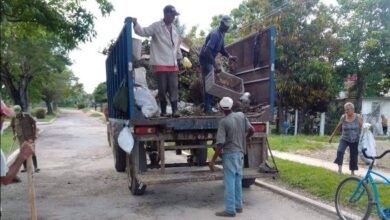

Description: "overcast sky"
69 0 243 93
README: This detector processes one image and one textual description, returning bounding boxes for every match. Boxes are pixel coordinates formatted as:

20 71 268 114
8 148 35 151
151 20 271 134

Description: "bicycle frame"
362 166 390 218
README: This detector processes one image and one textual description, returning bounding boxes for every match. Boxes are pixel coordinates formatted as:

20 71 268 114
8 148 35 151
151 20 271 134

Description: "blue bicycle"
335 149 390 220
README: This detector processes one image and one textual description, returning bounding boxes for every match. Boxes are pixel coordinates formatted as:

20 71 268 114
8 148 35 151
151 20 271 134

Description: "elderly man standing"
11 105 39 173
132 5 182 117
209 97 254 217
199 16 237 113
1 100 34 185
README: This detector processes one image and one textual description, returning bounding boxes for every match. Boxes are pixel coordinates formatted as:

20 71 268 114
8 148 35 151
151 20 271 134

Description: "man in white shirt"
132 5 182 117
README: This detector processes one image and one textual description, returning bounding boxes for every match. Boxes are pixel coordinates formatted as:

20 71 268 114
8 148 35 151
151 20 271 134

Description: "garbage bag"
134 86 159 118
118 126 134 154
134 67 148 88
358 123 377 164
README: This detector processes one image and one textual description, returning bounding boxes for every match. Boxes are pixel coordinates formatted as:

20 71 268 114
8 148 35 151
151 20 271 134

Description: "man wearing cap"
11 105 39 173
209 97 254 217
1 100 34 185
199 15 238 113
132 5 183 117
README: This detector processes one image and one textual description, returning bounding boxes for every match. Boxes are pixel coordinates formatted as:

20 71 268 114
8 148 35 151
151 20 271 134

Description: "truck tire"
113 142 126 172
242 178 256 188
190 140 207 166
126 154 146 195
242 154 255 188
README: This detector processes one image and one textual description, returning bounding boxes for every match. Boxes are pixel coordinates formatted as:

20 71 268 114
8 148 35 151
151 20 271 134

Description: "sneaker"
35 168 40 173
236 208 243 213
215 211 235 217
21 169 27 173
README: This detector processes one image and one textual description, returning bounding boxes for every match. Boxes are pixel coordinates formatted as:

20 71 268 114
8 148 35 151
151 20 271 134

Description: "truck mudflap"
135 167 276 185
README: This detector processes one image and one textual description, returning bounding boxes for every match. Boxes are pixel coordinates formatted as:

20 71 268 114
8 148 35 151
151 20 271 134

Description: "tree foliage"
92 82 107 103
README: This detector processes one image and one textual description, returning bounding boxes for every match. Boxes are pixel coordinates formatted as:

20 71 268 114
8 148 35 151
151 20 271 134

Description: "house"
362 96 390 136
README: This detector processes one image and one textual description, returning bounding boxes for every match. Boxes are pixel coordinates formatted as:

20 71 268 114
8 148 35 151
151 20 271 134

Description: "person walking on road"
209 97 254 217
132 5 182 117
329 102 362 175
1 100 34 185
381 114 388 135
11 105 40 173
199 16 237 113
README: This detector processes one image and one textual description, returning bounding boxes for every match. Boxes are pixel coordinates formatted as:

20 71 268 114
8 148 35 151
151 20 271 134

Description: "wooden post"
26 155 37 220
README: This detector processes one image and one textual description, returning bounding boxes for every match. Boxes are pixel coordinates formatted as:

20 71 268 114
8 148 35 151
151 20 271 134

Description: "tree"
92 82 107 104
0 0 113 111
334 0 390 109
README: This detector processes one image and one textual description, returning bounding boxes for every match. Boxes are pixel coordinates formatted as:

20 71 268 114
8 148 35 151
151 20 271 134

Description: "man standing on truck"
199 16 237 113
209 97 254 217
132 5 182 118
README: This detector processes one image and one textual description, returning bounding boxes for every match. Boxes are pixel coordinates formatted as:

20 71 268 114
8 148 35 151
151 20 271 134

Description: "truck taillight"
134 127 157 135
252 123 266 133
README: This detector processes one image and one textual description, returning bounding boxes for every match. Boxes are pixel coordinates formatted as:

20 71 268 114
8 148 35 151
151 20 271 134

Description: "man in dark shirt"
209 97 254 217
199 16 237 113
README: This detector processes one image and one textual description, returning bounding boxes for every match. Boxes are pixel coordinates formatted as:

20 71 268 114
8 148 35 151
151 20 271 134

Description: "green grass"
0 128 17 156
276 158 390 213
36 113 56 123
268 134 340 152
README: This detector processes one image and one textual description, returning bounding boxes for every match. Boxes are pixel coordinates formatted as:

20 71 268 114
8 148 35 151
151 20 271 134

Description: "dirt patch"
296 140 390 170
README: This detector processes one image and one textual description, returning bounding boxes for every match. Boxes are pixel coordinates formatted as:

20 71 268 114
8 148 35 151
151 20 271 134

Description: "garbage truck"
106 17 277 195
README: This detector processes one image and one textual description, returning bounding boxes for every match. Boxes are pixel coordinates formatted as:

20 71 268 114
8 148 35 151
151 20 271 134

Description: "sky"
69 0 243 93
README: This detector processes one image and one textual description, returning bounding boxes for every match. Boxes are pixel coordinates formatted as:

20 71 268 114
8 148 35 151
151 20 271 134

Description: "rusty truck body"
106 18 276 195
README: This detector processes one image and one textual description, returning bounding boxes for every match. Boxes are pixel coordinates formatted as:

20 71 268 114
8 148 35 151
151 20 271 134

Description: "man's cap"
220 15 232 27
219 97 233 110
13 105 22 113
163 5 180 16
1 100 15 117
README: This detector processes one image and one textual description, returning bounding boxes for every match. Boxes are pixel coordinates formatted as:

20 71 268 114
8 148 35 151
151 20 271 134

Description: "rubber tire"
335 176 372 220
113 142 126 172
126 155 146 195
192 148 208 166
242 178 256 188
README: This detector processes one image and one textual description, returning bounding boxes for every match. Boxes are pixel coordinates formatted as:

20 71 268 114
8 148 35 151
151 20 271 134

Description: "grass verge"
268 134 340 152
1 128 16 156
275 158 390 213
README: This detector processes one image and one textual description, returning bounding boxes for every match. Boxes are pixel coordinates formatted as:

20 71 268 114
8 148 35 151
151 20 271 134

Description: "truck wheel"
242 178 256 188
242 154 255 187
191 142 207 166
126 155 146 195
113 142 126 172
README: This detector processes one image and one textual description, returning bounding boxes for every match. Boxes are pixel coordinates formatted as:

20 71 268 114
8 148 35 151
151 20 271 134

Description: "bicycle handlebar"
362 149 390 160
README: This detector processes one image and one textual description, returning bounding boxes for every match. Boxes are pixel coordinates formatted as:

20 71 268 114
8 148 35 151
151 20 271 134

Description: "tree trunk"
44 100 53 115
355 68 364 113
1 63 22 107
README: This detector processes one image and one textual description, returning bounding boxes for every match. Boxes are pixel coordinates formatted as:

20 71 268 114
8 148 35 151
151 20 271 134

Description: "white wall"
362 98 390 135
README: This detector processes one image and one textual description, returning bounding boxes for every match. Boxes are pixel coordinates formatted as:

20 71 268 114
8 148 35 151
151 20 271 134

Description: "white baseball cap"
219 97 233 110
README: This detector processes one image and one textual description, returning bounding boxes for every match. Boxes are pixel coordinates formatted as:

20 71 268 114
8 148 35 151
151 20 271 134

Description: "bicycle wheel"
335 177 372 220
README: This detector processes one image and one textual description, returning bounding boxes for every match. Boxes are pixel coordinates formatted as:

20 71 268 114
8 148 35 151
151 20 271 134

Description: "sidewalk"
272 150 390 178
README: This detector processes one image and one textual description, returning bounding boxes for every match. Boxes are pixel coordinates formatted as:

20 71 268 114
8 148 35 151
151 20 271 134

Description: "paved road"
1 109 337 219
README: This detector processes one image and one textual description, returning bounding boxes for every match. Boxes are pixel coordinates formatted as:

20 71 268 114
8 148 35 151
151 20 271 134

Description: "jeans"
200 63 213 113
334 139 359 171
222 152 244 214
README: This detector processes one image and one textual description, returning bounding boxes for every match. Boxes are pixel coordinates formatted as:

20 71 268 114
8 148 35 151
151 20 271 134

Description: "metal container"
205 70 244 101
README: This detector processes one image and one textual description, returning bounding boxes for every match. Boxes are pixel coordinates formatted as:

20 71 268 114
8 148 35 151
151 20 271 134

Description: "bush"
32 108 46 119
77 103 86 109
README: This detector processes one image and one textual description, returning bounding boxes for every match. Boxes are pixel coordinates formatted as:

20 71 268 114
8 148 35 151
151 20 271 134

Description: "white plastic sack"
134 67 148 88
118 126 134 154
358 123 377 164
134 86 159 118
